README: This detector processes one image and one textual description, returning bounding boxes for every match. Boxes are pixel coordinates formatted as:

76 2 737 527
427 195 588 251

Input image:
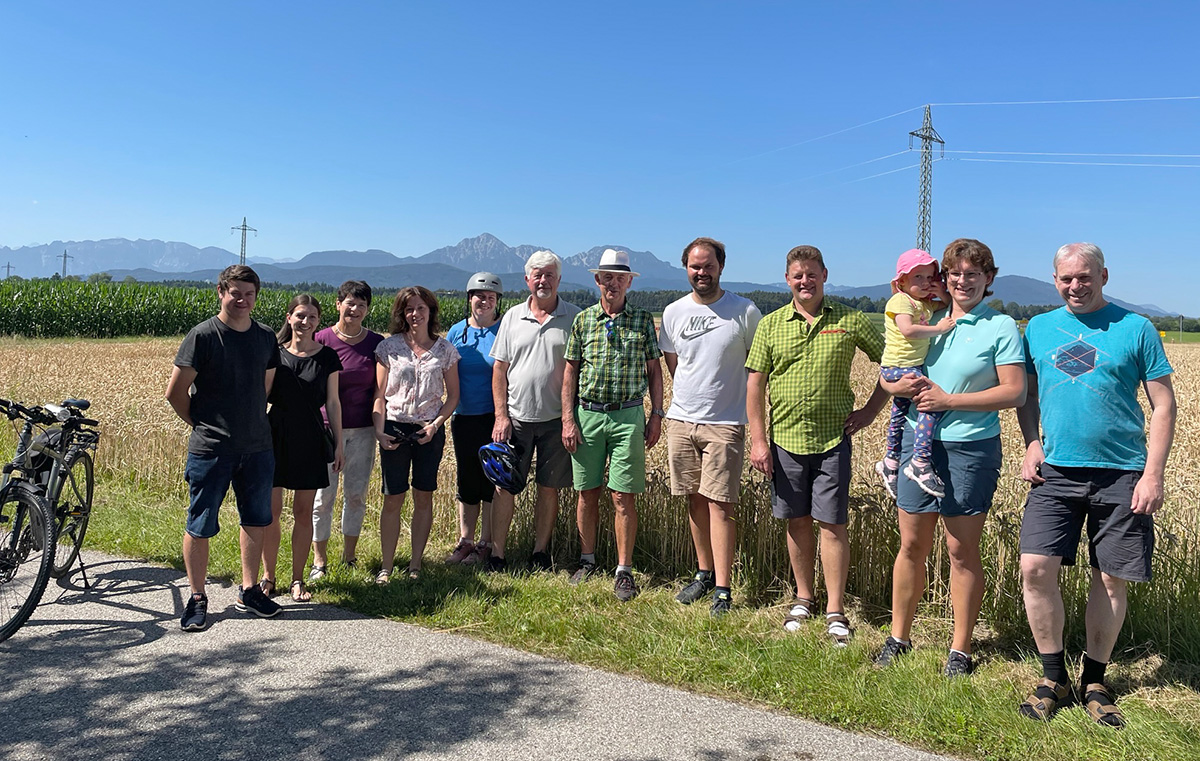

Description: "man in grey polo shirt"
489 250 582 572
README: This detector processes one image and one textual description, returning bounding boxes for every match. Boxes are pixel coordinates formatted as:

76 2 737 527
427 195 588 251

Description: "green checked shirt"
746 299 883 455
565 302 662 404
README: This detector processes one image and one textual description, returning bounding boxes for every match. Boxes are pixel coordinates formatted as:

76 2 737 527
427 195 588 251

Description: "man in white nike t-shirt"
658 237 762 616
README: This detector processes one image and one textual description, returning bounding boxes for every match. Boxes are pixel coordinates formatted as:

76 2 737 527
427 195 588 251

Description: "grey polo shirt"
490 296 582 422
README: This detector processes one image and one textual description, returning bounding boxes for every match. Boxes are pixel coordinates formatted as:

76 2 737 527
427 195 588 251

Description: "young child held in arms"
876 249 955 498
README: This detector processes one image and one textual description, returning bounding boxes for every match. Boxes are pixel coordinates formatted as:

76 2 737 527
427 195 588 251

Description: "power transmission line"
779 150 910 186
930 95 1200 107
955 157 1200 169
231 217 257 266
946 150 1200 158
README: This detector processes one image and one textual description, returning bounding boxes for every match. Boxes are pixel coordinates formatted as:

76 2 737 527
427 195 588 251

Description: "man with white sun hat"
562 248 664 601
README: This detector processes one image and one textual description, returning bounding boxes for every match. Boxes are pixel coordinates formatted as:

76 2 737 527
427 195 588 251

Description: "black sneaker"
710 589 732 618
181 592 208 632
569 559 598 585
237 584 282 618
529 551 553 572
484 555 508 574
614 570 639 601
874 636 913 667
675 571 715 605
944 651 974 678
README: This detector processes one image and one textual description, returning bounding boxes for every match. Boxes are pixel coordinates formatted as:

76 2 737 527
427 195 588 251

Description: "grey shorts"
770 438 850 524
1019 463 1153 582
510 418 572 491
897 434 1002 517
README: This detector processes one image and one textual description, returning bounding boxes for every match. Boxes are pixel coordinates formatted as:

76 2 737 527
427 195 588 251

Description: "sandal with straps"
1018 678 1073 721
825 612 853 647
290 580 312 602
259 578 277 597
1082 683 1126 728
782 597 817 632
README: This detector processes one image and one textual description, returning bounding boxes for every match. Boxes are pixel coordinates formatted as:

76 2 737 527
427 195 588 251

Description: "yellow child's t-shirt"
882 292 937 367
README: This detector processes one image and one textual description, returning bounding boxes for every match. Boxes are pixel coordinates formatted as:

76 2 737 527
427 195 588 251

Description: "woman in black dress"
261 294 344 602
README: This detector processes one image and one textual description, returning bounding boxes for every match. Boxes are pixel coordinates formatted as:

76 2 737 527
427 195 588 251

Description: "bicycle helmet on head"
478 441 525 494
466 272 503 294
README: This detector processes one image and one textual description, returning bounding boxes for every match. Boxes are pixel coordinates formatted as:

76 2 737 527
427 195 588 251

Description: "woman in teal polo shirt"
875 238 1027 677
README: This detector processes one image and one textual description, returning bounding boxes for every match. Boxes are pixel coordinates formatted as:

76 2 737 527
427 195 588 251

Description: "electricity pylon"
231 217 257 265
908 105 944 253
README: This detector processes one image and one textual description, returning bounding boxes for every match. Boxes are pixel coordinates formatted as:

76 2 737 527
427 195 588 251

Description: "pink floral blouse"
375 335 460 423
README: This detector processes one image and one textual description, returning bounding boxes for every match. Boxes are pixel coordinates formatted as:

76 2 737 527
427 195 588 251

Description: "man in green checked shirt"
747 245 889 644
562 249 665 602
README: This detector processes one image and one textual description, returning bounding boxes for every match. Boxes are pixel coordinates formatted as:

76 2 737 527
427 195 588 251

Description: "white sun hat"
588 248 640 277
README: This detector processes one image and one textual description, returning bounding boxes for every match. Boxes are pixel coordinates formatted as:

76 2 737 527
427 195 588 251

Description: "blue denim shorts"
896 434 1002 517
184 449 275 538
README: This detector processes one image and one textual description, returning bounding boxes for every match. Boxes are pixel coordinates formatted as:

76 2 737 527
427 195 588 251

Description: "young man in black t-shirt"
165 265 282 630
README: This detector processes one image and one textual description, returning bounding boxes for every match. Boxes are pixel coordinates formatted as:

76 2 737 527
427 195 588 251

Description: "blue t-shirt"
447 319 499 416
1024 303 1172 470
907 302 1024 442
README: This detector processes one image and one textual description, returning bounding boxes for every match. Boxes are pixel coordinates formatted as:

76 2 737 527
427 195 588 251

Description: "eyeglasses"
946 270 985 282
605 319 616 341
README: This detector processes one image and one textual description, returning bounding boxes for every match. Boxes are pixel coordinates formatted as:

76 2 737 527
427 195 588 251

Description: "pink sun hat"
891 248 938 294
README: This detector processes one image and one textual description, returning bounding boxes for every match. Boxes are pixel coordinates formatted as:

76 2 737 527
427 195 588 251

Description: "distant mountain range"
0 234 1171 316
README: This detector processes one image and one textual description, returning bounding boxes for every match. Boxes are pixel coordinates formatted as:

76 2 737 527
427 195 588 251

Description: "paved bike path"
0 554 952 761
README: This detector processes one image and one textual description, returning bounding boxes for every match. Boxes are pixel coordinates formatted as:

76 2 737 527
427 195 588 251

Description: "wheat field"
2 336 1198 660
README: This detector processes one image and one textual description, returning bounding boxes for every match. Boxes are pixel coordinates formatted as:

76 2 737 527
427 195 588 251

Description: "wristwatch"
651 408 666 417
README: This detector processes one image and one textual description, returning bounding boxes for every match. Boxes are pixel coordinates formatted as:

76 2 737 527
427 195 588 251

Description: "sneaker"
181 593 208 632
463 542 492 566
237 584 282 618
614 570 639 601
875 459 899 500
307 565 327 582
445 539 475 564
904 459 946 498
943 651 974 678
874 636 912 667
710 589 732 618
569 559 598 585
529 551 553 572
675 571 715 605
484 555 507 574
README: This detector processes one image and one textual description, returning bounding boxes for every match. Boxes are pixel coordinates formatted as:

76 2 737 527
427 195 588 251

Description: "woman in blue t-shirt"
444 273 503 569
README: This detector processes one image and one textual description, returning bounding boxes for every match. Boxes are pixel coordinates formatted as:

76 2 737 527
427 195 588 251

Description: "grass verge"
82 478 1200 761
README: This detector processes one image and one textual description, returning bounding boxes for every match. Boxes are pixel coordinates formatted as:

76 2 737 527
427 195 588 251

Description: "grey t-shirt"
490 296 581 422
174 316 280 455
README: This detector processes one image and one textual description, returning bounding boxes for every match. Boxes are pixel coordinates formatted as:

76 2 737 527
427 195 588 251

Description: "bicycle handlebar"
0 398 98 428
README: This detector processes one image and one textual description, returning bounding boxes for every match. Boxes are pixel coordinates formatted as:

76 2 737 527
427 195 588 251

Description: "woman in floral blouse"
372 286 459 583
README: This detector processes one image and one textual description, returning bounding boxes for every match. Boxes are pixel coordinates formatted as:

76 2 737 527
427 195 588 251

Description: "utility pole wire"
955 158 1200 169
778 150 910 187
930 96 1200 106
946 150 1200 158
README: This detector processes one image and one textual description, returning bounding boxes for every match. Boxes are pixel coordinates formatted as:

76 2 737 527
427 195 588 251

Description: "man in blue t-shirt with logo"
1016 243 1176 728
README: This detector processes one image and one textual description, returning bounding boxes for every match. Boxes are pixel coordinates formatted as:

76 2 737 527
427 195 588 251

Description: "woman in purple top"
373 286 459 582
310 281 385 579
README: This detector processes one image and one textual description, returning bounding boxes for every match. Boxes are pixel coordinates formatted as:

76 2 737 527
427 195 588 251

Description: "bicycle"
0 397 100 643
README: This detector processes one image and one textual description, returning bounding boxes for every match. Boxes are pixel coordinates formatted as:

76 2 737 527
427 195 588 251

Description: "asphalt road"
0 555 952 761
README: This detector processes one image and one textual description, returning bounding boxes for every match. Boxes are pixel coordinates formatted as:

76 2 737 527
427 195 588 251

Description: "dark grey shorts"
897 435 1002 517
770 438 850 525
1019 463 1153 582
510 418 572 491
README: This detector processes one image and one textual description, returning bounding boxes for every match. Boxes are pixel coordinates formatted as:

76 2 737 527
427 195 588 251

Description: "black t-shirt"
174 316 280 455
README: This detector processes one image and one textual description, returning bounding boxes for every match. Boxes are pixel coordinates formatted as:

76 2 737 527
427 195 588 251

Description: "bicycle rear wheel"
0 485 55 643
50 449 94 579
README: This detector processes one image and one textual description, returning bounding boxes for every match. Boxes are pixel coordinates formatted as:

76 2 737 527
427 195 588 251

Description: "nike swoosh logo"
679 325 719 340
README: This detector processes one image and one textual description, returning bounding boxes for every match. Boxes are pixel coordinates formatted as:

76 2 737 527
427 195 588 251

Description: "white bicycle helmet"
466 272 503 294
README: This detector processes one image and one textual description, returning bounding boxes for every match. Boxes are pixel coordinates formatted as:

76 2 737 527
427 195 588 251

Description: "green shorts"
571 405 646 493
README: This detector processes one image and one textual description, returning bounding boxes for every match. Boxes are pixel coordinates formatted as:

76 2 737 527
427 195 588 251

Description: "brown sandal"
1082 683 1126 728
1018 678 1073 721
825 612 853 647
782 597 817 632
290 580 312 602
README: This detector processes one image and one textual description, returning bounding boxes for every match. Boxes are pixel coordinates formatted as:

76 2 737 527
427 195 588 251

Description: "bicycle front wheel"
50 449 94 579
0 484 55 643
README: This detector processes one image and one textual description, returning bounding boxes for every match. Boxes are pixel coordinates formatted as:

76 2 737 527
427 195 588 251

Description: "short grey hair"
1053 242 1105 272
525 250 562 278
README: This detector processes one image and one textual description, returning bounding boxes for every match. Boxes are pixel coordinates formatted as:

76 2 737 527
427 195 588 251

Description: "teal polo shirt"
906 302 1024 442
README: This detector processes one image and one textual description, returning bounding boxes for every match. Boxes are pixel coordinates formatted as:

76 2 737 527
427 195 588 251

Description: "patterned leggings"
880 366 942 463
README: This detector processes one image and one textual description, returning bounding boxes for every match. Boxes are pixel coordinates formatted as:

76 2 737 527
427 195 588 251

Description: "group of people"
165 235 1176 729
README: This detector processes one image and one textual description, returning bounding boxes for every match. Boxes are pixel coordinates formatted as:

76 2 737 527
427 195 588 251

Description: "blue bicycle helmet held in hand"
478 441 525 495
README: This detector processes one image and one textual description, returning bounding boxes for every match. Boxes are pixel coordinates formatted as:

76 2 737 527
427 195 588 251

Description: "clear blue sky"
3 2 1197 313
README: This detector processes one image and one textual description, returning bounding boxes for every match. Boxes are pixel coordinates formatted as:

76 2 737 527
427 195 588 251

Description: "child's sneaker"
875 459 899 499
904 459 946 498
